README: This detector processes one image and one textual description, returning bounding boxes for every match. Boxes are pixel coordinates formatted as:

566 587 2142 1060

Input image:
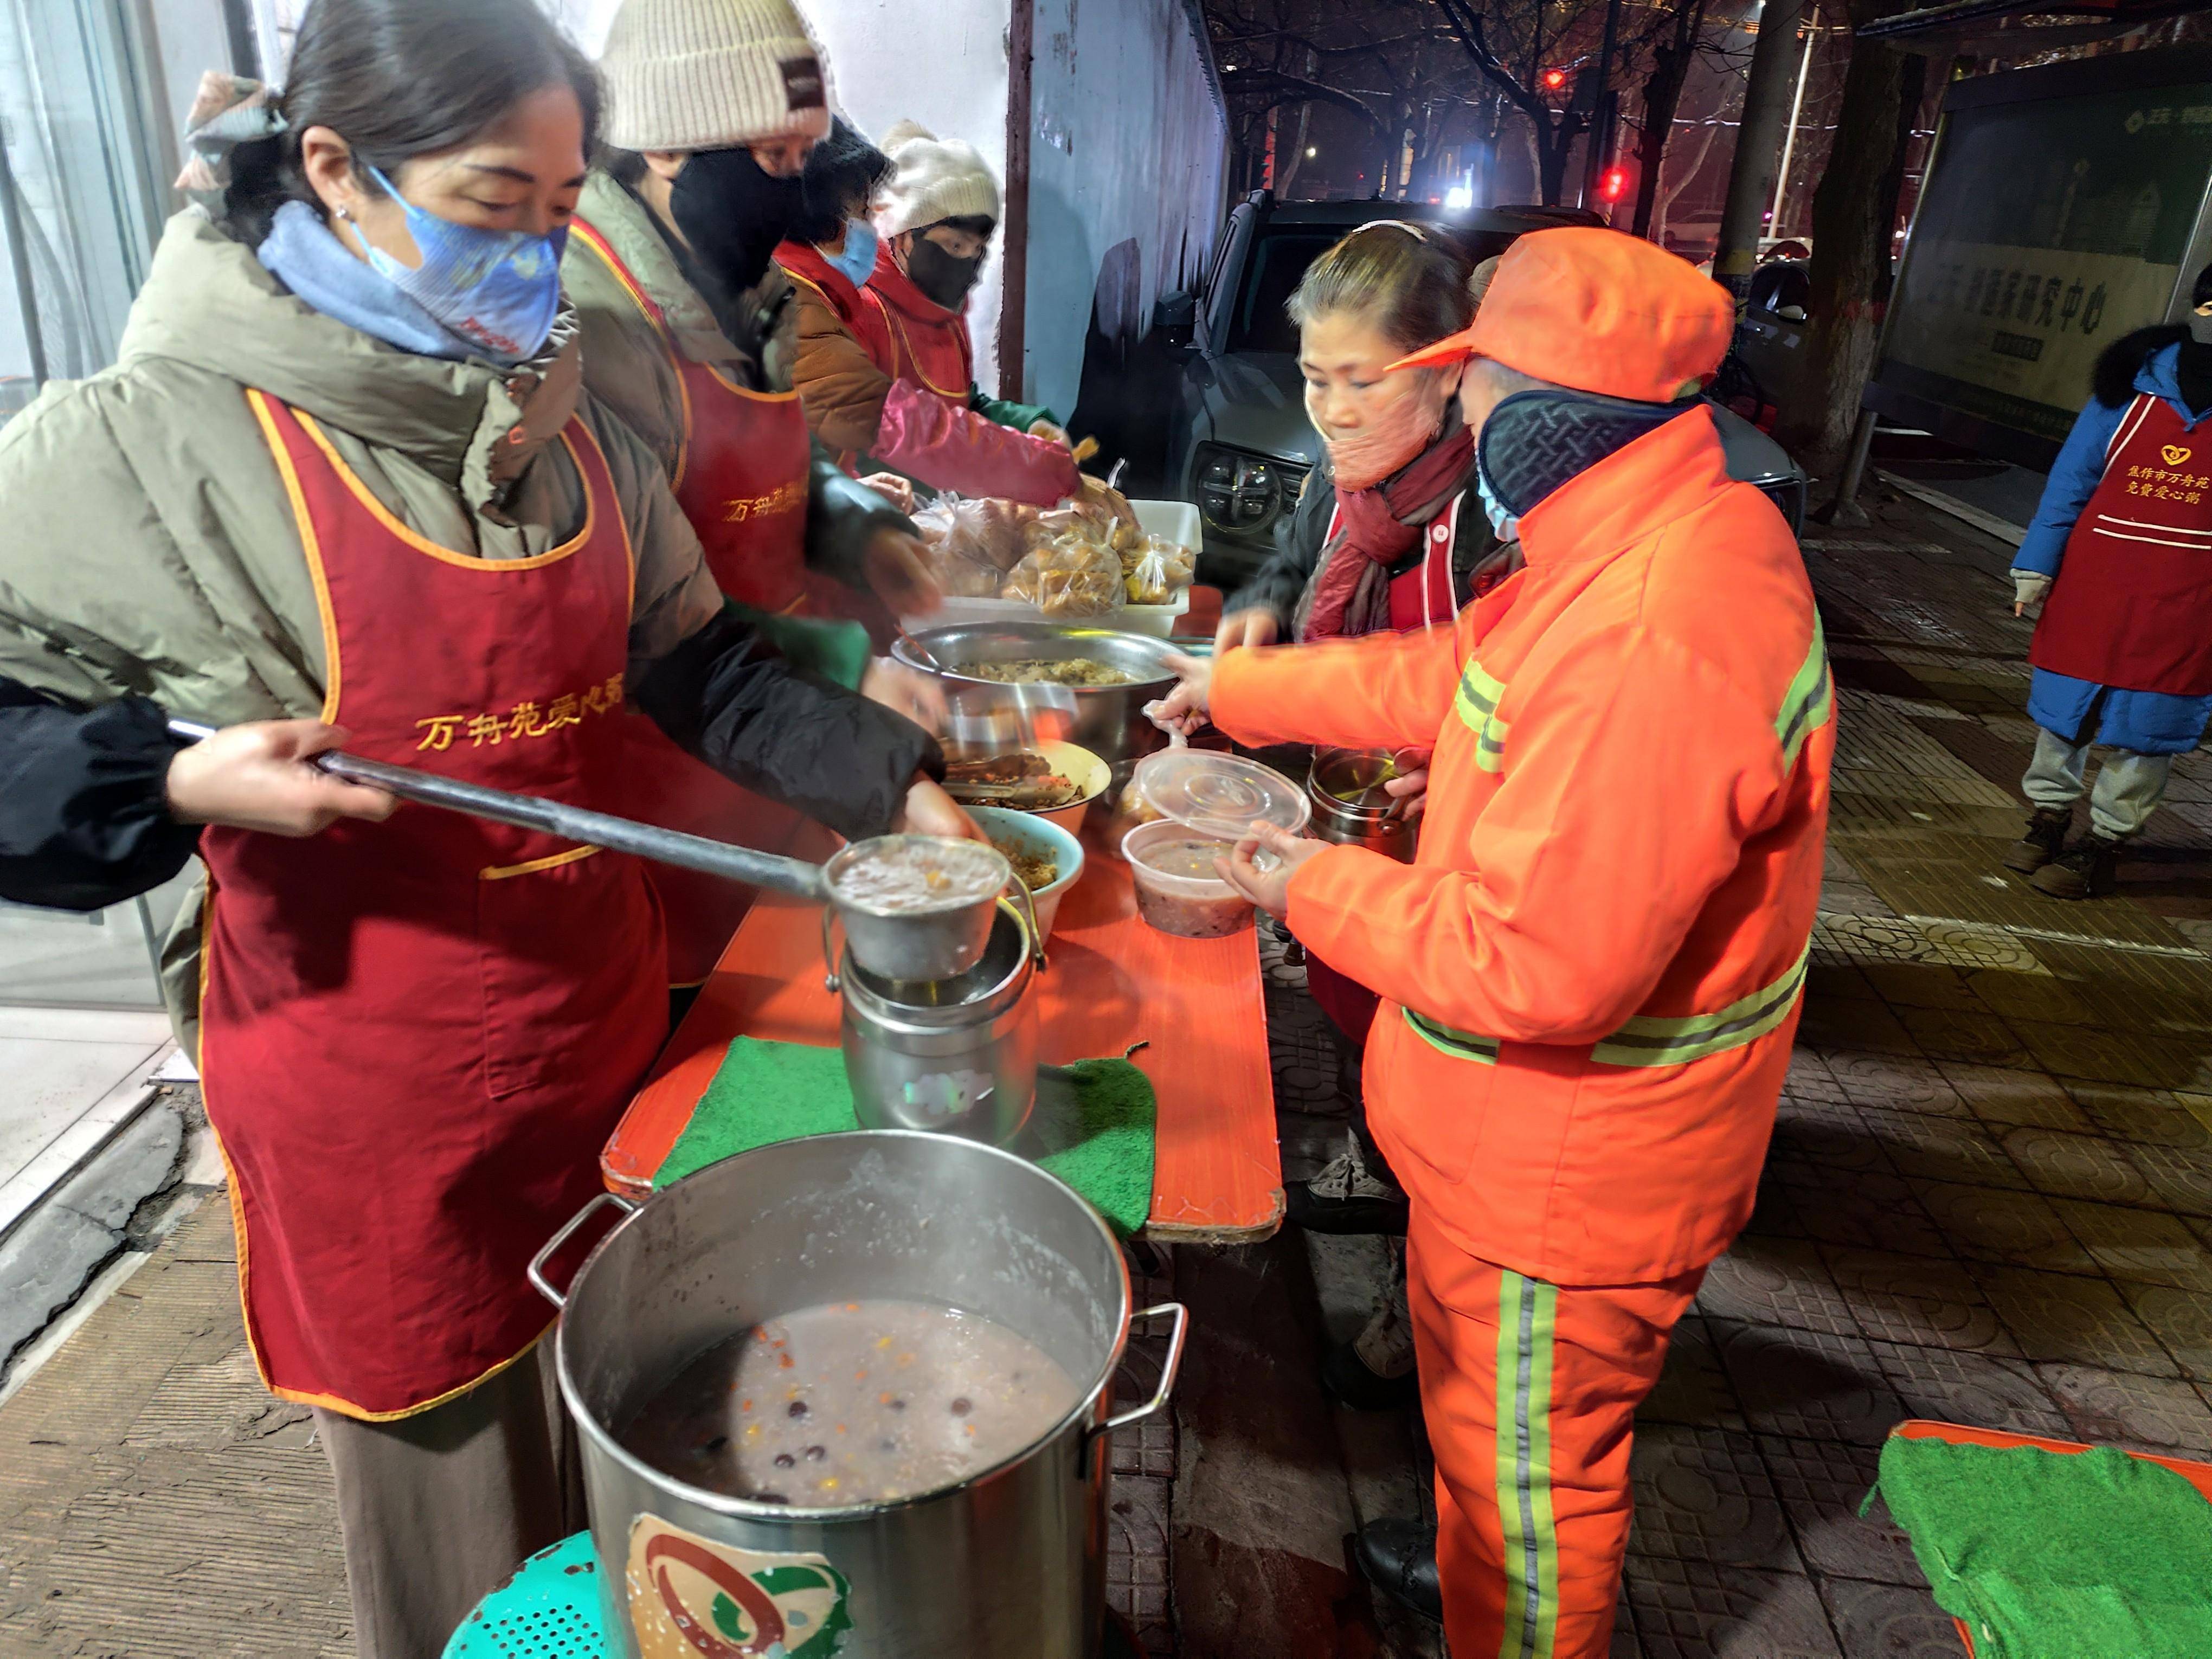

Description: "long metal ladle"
165 718 831 901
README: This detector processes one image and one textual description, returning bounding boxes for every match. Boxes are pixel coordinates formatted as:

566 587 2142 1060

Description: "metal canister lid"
1133 749 1311 840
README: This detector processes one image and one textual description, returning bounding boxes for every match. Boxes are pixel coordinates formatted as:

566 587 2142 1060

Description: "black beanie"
794 117 892 244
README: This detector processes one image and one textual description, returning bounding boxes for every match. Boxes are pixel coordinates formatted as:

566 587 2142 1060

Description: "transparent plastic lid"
1133 749 1312 840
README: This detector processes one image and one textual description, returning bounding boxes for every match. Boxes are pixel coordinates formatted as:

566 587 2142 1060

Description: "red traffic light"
1540 67 1568 91
1599 166 1628 201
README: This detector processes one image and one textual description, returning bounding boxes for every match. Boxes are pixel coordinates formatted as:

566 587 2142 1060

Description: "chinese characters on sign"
414 675 625 751
721 480 806 525
1946 265 2105 336
2123 463 2209 505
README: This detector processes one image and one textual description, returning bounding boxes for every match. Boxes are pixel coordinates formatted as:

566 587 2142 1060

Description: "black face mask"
669 147 807 297
906 237 986 308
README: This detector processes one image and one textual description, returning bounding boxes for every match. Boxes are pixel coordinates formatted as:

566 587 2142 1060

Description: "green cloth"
655 1037 1157 1236
725 601 870 690
1869 1436 2212 1658
969 385 1057 435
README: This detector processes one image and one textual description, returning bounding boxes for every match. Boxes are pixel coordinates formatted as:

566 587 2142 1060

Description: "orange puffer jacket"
1211 409 1832 1285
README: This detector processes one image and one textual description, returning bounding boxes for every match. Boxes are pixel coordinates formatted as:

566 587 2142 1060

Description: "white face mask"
1309 368 1452 491
1475 458 1519 541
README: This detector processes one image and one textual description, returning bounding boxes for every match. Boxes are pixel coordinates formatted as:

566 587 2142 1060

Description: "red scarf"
1301 424 1476 641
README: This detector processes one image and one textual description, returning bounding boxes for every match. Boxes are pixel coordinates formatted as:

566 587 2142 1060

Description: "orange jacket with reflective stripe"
1212 409 1832 1284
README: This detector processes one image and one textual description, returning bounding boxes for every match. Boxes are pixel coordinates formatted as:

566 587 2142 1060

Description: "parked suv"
1156 193 1808 585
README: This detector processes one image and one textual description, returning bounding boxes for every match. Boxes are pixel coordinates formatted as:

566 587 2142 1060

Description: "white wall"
564 0 1015 392
1021 0 1224 418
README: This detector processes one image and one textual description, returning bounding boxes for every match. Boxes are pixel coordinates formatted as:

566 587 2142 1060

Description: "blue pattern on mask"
359 167 565 362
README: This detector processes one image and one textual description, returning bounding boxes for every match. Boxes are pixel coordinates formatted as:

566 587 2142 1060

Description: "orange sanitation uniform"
1210 404 1832 1657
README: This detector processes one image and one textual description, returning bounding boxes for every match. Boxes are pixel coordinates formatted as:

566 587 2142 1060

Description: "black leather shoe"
1355 1518 1443 1622
1321 1339 1420 1410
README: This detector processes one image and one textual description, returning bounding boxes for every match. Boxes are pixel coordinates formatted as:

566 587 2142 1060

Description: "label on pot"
627 1515 852 1658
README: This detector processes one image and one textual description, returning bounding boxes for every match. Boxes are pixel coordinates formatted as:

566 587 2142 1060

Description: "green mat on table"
655 1037 1157 1237
1868 1436 2212 1658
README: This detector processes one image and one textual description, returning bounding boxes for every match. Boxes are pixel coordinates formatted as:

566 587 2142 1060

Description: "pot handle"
821 906 842 994
528 1190 638 1309
1091 1302 1189 1442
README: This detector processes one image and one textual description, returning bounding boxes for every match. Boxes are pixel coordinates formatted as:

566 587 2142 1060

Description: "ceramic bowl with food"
944 739 1111 835
892 622 1182 773
967 806 1085 942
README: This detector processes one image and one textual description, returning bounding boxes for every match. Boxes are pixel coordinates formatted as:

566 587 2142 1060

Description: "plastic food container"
967 806 1085 942
1121 820 1253 938
1131 748 1313 840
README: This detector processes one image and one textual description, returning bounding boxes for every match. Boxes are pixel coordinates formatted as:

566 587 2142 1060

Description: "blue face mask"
825 218 879 287
361 167 566 362
1475 456 1519 542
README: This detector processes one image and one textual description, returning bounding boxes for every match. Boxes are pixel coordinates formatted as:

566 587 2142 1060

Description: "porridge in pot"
620 1298 1081 1507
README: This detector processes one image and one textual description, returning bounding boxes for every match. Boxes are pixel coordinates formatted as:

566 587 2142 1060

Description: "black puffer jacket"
1223 453 1501 633
0 680 200 911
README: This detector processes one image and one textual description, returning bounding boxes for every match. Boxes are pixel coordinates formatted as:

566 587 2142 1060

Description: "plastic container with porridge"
1121 750 1311 938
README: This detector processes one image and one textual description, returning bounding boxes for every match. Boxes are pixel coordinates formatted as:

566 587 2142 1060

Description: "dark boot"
2031 832 2124 899
1355 1519 1444 1622
2003 806 2074 874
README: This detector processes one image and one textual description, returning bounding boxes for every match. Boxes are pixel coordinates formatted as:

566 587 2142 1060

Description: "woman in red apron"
0 10 965 1652
778 119 1081 504
568 9 944 992
1211 223 1503 1406
2005 287 2212 899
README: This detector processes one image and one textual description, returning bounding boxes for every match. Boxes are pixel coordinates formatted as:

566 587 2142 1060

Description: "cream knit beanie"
874 121 1001 236
600 0 832 153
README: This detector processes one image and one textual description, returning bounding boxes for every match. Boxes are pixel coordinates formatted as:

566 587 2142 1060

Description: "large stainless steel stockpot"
531 1133 1187 1659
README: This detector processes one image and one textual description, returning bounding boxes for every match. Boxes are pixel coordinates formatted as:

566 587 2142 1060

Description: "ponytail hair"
222 0 600 245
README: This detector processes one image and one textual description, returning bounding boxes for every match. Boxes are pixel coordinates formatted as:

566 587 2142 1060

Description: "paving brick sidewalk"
8 483 2212 1657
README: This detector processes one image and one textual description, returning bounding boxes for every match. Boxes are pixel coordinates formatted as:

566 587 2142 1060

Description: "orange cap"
1391 227 1734 404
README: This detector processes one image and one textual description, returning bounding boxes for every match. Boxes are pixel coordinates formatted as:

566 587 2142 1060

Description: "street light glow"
1540 67 1568 91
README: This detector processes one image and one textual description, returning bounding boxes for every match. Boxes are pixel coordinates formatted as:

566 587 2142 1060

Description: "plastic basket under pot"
531 1132 1187 1659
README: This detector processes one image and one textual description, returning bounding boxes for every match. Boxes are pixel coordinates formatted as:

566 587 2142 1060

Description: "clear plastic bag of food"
909 493 1005 597
1001 537 1125 618
1076 475 1140 532
973 498 1034 570
1123 536 1197 605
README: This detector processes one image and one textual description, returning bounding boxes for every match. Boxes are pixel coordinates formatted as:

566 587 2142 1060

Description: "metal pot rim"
552 1130 1133 1525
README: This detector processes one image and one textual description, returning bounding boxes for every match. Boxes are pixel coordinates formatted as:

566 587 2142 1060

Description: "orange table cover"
602 842 1284 1242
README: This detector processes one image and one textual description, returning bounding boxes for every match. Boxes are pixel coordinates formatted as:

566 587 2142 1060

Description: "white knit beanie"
874 121 1001 236
600 0 832 153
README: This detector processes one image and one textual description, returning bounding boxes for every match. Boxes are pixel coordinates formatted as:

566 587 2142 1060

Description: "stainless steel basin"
891 624 1182 775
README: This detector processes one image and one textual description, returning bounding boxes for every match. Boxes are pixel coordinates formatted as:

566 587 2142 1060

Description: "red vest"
776 240 895 373
572 216 815 986
572 217 811 612
200 393 667 1418
2033 392 2212 695
865 252 976 404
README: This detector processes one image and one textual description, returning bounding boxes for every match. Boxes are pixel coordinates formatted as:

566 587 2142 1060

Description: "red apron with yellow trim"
2033 392 2212 694
573 215 815 985
865 260 976 406
198 393 666 1419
